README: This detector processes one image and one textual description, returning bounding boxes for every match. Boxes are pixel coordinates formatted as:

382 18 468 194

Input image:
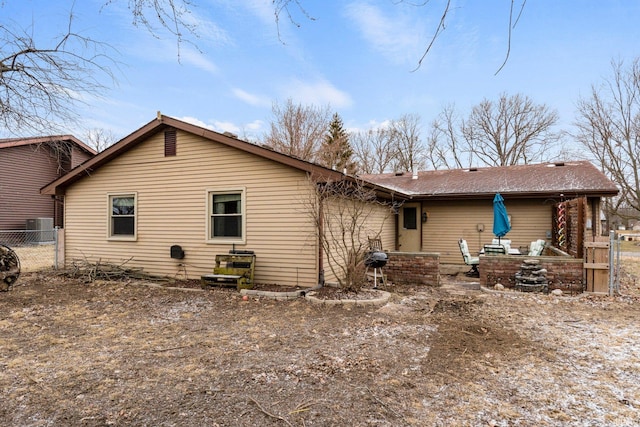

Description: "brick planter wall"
479 255 584 293
385 251 440 286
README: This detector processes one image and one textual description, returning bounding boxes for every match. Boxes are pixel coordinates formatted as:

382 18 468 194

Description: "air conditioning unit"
26 218 54 243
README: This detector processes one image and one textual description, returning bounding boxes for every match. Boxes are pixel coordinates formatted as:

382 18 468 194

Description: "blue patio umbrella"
493 193 511 240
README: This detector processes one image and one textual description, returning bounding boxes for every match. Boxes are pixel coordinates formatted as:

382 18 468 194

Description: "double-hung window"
109 194 136 239
208 190 244 242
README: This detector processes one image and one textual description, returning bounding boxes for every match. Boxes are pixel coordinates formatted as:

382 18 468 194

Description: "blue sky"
5 1 640 144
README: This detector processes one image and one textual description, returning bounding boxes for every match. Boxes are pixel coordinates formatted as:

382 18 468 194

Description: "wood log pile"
65 258 158 283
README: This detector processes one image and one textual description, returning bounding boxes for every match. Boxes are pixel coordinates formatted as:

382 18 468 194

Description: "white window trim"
107 192 138 241
206 188 246 244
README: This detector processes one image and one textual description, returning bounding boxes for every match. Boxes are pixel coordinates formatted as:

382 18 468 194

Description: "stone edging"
480 285 590 299
130 282 392 305
239 287 308 300
305 289 391 306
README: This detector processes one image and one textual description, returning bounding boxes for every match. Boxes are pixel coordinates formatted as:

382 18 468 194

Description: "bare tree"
263 99 331 161
1 0 199 135
0 14 115 135
276 0 527 73
426 104 470 170
574 58 640 218
461 93 560 167
85 128 118 152
352 115 426 174
351 128 395 174
122 0 198 52
306 175 395 292
388 114 426 172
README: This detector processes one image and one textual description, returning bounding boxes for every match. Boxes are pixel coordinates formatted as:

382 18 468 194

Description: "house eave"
403 189 619 201
41 115 400 198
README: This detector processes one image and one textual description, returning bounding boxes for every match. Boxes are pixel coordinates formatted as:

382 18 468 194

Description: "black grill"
364 251 388 268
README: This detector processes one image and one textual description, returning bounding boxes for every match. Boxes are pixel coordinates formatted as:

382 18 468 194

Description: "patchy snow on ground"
1 262 639 426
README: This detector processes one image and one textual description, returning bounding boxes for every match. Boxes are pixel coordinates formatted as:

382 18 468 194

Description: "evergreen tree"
319 113 356 173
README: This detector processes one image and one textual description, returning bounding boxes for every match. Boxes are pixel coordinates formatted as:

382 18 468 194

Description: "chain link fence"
0 229 58 272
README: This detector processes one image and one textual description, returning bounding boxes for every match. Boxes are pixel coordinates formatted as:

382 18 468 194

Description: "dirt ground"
1 260 639 427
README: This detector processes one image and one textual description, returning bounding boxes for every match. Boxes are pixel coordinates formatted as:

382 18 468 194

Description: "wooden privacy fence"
584 239 609 293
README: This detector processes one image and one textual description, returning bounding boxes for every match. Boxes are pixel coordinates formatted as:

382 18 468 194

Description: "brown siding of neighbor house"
0 145 59 230
70 145 94 169
62 130 321 287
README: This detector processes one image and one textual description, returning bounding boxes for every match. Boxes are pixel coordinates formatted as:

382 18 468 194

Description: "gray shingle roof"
360 161 619 200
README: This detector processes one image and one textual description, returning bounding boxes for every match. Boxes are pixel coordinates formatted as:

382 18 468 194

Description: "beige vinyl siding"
420 199 552 264
64 131 319 287
369 202 396 251
321 198 395 284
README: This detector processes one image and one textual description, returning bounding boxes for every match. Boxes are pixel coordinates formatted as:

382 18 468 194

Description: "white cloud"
346 119 392 134
178 116 216 130
213 120 268 138
237 0 275 26
181 9 231 46
281 79 353 108
177 116 266 139
232 88 271 107
178 116 239 134
240 0 298 37
245 120 265 131
123 36 219 75
344 1 428 65
180 48 218 74
212 120 241 134
179 47 219 74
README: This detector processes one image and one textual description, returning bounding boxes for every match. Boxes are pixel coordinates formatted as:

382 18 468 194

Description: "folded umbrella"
493 193 511 242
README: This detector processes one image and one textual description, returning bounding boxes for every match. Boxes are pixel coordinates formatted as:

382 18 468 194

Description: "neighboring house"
41 115 398 288
362 162 618 264
0 135 96 230
610 207 640 231
41 115 619 286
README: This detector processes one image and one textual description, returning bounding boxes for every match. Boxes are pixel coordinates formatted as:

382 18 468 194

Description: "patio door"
398 203 421 252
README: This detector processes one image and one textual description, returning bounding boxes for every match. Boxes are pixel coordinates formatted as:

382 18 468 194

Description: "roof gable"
0 135 96 156
41 115 347 196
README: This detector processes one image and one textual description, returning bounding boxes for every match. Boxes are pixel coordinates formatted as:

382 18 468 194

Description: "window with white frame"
209 191 244 240
109 194 136 238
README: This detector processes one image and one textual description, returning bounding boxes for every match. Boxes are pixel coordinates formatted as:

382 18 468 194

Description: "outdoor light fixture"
422 212 429 223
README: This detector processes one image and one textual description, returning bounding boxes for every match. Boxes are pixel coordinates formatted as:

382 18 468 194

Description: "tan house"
42 115 618 286
41 115 398 287
362 162 619 264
